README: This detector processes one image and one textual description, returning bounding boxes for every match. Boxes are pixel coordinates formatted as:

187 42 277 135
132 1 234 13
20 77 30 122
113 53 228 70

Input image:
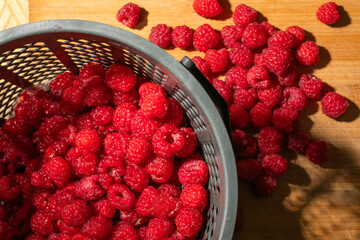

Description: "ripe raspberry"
180 184 207 212
277 62 298 87
149 24 172 48
281 87 307 112
110 221 138 240
113 102 137 133
253 174 277 197
0 175 20 201
30 210 56 236
146 156 174 183
105 64 136 92
305 140 328 165
229 43 254 68
249 102 272 129
263 46 292 75
299 73 323 100
97 155 124 182
15 98 42 126
174 208 203 237
212 79 234 105
75 175 105 201
3 116 31 136
81 215 113 240
229 103 250 129
260 21 276 37
116 3 140 27
193 24 220 52
261 154 287 177
140 92 169 119
176 128 198 158
236 159 262 182
191 56 211 76
123 164 150 192
50 72 76 98
139 82 166 97
232 130 258 158
160 98 184 127
75 129 101 153
78 62 106 83
205 48 229 73
72 233 91 240
172 25 193 49
76 112 94 130
112 88 140 106
90 106 113 126
268 31 296 50
286 129 310 153
119 209 147 227
158 183 181 198
43 156 71 188
253 52 266 66
82 76 111 107
258 127 284 154
272 107 299 133
127 137 153 165
247 65 271 89
321 92 349 118
193 0 223 18
257 83 282 109
66 147 98 177
241 23 267 49
295 41 319 66
285 26 305 47
178 159 209 186
104 132 130 158
131 110 161 141
221 25 244 48
152 124 185 158
107 183 135 210
233 88 257 109
61 200 90 227
233 4 257 28
316 2 340 25
225 66 248 89
91 199 115 219
146 217 175 240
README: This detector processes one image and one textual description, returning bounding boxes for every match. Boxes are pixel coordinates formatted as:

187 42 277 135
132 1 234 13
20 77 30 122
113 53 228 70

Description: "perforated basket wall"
0 20 237 240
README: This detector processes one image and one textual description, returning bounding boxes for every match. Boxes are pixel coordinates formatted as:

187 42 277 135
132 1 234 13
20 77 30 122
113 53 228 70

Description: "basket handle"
180 56 232 136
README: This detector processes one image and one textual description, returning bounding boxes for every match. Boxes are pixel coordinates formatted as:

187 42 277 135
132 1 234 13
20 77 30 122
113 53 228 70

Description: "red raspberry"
249 102 272 129
81 215 113 240
247 65 271 89
212 79 234 105
321 92 349 118
174 208 203 237
253 174 277 197
49 233 73 240
14 99 42 126
220 25 244 48
229 43 254 68
30 210 56 236
119 209 147 227
107 183 135 210
285 26 305 47
50 72 76 98
146 217 175 240
176 128 198 158
112 88 140 106
193 24 220 52
257 83 282 109
258 127 284 154
91 199 115 219
3 116 31 136
263 46 292 75
90 106 113 126
261 21 276 37
171 25 193 49
241 23 267 49
299 73 323 100
236 159 262 182
139 82 166 96
0 175 20 201
261 154 287 177
105 64 136 92
152 124 185 158
191 56 211 76
233 4 257 28
104 132 130 158
305 140 328 165
158 183 181 198
233 88 257 109
131 111 161 141
140 92 168 119
116 3 140 27
76 112 94 130
316 2 340 25
272 107 299 133
193 0 223 18
82 76 111 107
44 140 68 160
61 200 90 227
268 31 296 50
43 156 71 188
281 87 307 112
277 62 298 87
180 184 207 212
78 62 106 83
110 221 138 240
232 130 258 158
112 102 137 133
97 155 125 182
178 159 209 186
75 175 105 201
75 129 101 153
146 156 174 183
229 103 250 129
225 66 249 89
253 52 266 66
123 164 150 192
286 129 310 153
127 137 153 165
205 48 229 73
72 233 91 240
160 98 184 127
295 41 319 66
149 24 172 48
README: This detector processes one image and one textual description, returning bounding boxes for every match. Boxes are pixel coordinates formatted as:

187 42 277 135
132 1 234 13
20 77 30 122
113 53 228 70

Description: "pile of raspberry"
0 62 209 239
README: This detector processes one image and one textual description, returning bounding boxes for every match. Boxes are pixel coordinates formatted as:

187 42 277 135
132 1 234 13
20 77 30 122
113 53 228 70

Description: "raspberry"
272 107 299 133
176 128 198 158
113 102 137 133
232 130 258 158
241 23 267 49
105 64 136 92
119 209 147 227
91 199 115 219
205 48 229 73
116 3 140 27
146 156 174 183
160 98 184 127
171 25 193 49
138 227 147 240
321 92 349 118
249 102 272 129
127 137 153 165
146 217 175 240
30 210 56 236
263 46 292 75
193 0 223 18
233 4 257 28
43 156 71 188
174 208 203 237
75 175 105 201
316 2 340 25
225 66 248 89
97 154 125 182
123 164 150 192
14 99 42 126
82 76 111 107
44 140 68 160
253 52 266 66
72 233 91 240
220 25 244 48
3 116 31 136
75 129 101 153
277 62 298 87
139 82 166 97
180 184 207 212
61 200 90 227
286 129 310 153
158 183 181 198
258 127 284 154
0 175 20 201
76 112 94 130
236 159 262 182
305 140 328 165
149 24 172 48
285 26 305 47
110 221 138 240
178 159 209 186
229 43 254 68
107 183 135 210
49 72 76 98
261 154 287 177
295 41 319 66
281 87 307 112
191 56 211 76
268 31 296 50
193 24 220 52
112 88 140 106
90 106 113 126
66 147 98 177
131 110 161 141
212 79 234 105
229 103 250 129
257 83 282 109
78 62 106 83
104 132 130 158
247 65 271 89
299 73 323 100
152 124 185 158
81 215 113 240
233 88 257 109
261 22 276 37
140 92 169 119
253 174 277 197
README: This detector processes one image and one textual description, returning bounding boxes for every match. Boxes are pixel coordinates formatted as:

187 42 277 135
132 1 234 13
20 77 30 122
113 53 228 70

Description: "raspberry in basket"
116 3 141 28
316 2 340 25
110 221 138 240
60 200 90 227
146 217 175 239
149 24 172 48
321 92 349 118
107 183 135 210
123 164 150 192
104 132 130 158
42 156 71 188
91 199 115 219
49 72 75 98
81 215 113 240
30 210 56 236
193 0 223 18
233 4 257 28
146 156 174 183
175 208 203 237
178 159 209 187
75 129 101 153
105 64 136 92
171 25 193 49
180 184 207 212
193 24 220 52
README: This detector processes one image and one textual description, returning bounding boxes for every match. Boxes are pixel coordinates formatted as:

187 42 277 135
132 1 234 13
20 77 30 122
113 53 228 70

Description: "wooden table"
6 0 360 239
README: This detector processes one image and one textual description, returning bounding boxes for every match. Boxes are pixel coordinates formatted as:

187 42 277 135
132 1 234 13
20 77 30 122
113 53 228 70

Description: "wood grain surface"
0 0 29 30
29 1 360 240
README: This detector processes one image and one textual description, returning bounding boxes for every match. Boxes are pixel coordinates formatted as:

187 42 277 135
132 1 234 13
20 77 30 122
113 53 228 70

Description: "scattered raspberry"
146 156 174 183
152 124 185 158
233 88 257 109
232 130 258 158
42 156 71 188
116 3 141 27
193 0 223 18
221 25 244 48
261 21 276 37
123 164 150 192
205 48 229 73
281 87 307 112
81 215 113 240
160 97 184 127
233 4 257 28
174 208 203 237
212 79 234 105
261 154 287 177
286 129 310 153
146 217 175 240
249 102 272 129
241 23 267 49
172 25 193 49
295 41 319 66
253 174 277 197
149 24 172 48
268 31 296 50
285 26 305 47
225 66 249 89
105 64 137 93
49 72 76 98
257 83 282 109
193 24 220 52
229 103 250 129
176 128 198 158
61 200 90 227
107 184 135 210
305 140 328 165
178 159 209 186
229 43 254 68
272 107 299 133
75 129 101 153
180 184 207 212
321 92 349 118
236 159 263 182
30 210 56 236
316 2 340 25
263 46 292 75
258 127 284 154
110 221 138 240
131 110 161 141
299 73 323 100
104 132 130 158
247 65 271 89
191 56 211 76
277 62 298 87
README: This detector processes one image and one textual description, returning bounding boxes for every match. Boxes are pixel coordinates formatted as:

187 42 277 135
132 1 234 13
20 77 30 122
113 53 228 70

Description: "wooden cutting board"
23 0 360 239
